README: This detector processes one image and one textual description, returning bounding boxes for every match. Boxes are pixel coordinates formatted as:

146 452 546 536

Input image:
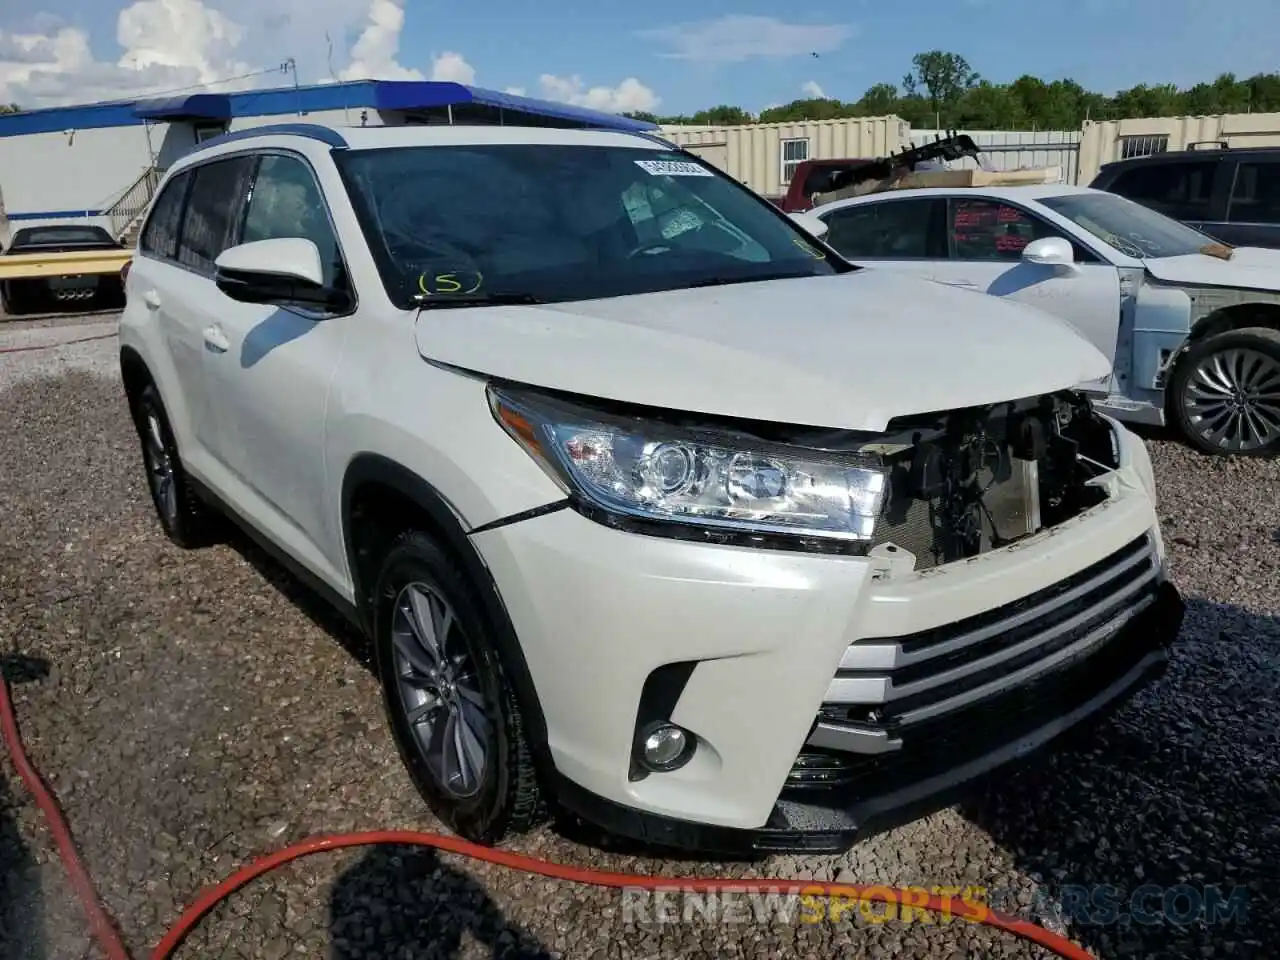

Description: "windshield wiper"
413 292 545 309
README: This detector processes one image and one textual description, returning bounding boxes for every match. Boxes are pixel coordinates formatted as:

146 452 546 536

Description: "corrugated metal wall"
661 117 910 196
1079 112 1280 183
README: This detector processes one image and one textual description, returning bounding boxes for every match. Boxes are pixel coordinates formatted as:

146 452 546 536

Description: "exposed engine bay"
778 391 1119 570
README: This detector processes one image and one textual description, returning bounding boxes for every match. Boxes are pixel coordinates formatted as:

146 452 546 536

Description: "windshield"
336 143 847 307
1038 192 1222 260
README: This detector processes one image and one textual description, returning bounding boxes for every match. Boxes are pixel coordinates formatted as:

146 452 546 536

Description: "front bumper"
469 428 1179 853
554 578 1181 855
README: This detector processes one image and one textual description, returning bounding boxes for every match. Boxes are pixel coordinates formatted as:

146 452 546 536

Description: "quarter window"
1228 162 1280 225
821 199 943 259
241 154 346 289
176 156 255 274
139 171 191 261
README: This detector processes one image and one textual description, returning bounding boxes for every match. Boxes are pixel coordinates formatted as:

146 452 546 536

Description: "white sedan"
811 184 1280 456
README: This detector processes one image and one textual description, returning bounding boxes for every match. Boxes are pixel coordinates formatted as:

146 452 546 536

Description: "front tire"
372 531 542 844
1169 327 1280 457
130 383 218 547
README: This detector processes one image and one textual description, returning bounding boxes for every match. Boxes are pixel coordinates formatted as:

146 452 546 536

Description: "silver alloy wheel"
143 411 178 522
1182 347 1280 452
390 582 490 799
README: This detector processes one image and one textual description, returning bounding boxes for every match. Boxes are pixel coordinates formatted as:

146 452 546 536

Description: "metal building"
660 117 910 199
0 80 657 248
1078 111 1280 183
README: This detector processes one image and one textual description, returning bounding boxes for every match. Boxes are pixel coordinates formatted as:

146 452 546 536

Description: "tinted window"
1039 192 1217 260
12 226 114 247
1107 161 1216 220
177 157 254 273
140 171 191 261
948 198 1075 261
821 200 941 258
336 144 848 308
241 154 345 289
1228 161 1280 225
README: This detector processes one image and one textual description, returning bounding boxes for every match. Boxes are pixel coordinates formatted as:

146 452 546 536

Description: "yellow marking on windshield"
417 271 485 295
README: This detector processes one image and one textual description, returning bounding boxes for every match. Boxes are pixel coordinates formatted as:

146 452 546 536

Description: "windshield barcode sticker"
635 159 714 177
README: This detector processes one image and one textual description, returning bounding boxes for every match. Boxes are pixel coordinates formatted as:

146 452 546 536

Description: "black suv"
1089 146 1280 249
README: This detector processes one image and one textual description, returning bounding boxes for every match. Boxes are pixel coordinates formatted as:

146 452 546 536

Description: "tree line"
627 51 1280 130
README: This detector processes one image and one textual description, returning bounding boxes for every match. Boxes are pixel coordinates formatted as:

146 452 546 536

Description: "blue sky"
3 0 1279 114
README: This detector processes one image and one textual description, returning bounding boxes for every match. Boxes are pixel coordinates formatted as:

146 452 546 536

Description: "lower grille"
810 533 1159 754
783 603 1166 794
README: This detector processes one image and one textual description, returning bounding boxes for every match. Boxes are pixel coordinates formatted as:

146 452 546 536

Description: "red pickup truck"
772 158 875 211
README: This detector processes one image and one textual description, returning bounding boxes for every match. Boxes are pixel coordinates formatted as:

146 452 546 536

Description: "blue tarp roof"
0 80 658 138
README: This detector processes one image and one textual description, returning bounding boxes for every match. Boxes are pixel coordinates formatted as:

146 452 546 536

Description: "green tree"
663 52 1280 130
0 104 20 114
903 51 980 125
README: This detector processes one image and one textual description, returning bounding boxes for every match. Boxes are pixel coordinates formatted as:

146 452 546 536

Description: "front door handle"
203 325 230 353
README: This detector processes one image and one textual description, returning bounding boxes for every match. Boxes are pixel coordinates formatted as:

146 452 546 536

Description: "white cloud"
538 74 660 113
0 1 261 108
801 80 826 98
339 0 422 80
0 0 423 108
503 86 526 96
638 15 853 64
0 1 658 120
429 50 474 84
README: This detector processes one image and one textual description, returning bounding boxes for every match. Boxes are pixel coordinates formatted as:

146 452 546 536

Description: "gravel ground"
0 317 1276 960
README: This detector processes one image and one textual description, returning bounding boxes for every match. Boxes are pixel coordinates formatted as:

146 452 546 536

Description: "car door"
199 151 355 592
1216 157 1280 249
132 164 227 462
816 197 947 279
929 196 1122 394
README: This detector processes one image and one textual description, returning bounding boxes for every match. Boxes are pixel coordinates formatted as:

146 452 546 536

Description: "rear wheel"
372 531 542 844
1169 327 1280 457
131 383 218 547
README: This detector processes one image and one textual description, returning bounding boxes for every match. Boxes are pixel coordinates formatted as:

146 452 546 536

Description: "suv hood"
1144 246 1280 291
412 270 1111 433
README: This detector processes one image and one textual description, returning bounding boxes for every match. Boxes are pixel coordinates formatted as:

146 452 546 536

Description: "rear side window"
140 172 191 261
821 199 943 259
1106 161 1217 220
1228 162 1280 225
176 156 255 274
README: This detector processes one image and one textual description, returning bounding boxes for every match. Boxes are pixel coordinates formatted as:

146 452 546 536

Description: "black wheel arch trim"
340 452 556 783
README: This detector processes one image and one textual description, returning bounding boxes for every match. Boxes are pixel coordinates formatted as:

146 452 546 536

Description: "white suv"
118 122 1184 855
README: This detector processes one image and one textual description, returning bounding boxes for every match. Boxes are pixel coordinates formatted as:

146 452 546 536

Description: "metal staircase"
104 166 161 248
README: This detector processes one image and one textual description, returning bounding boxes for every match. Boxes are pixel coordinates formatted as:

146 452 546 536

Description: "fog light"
639 722 695 772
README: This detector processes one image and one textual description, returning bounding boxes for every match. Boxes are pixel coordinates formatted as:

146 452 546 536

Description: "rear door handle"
203 325 230 353
143 289 161 309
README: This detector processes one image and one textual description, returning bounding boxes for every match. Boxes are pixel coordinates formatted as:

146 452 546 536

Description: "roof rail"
193 123 349 153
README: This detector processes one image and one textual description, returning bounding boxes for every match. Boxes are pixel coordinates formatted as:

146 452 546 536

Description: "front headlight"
488 385 888 543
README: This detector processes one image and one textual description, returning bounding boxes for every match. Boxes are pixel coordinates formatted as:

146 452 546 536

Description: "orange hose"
0 675 1096 960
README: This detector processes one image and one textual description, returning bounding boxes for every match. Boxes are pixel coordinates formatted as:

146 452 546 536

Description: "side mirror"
788 210 830 240
1021 236 1077 270
214 238 349 310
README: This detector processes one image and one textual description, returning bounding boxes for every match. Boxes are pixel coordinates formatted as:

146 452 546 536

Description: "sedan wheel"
1171 328 1280 457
